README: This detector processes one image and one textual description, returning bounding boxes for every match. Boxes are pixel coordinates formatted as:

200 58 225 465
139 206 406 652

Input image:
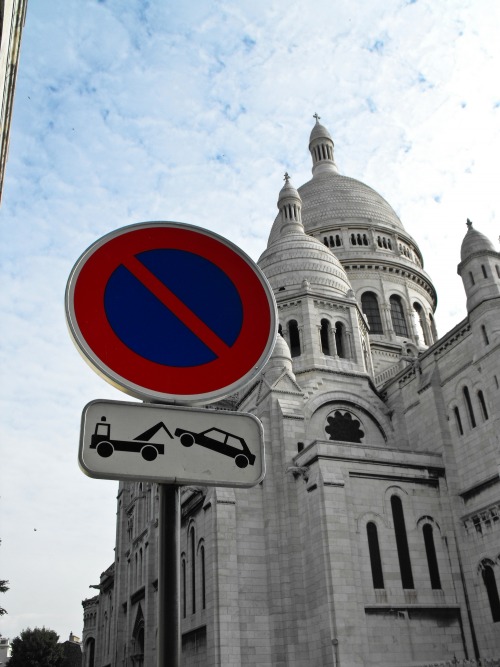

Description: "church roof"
260 173 351 296
460 218 495 261
309 117 333 145
299 171 404 235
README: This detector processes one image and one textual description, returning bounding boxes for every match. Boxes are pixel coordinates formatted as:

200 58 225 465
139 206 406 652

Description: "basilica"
82 118 500 667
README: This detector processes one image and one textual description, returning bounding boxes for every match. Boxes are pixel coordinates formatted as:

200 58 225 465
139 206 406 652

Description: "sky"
1 0 499 644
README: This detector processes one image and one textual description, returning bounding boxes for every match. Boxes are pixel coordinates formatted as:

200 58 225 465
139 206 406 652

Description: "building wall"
83 122 500 666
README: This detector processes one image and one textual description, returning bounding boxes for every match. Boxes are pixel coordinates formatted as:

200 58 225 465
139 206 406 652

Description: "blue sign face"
104 249 244 367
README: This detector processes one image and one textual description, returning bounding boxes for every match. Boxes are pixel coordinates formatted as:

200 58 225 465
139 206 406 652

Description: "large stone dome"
299 172 404 233
268 171 404 245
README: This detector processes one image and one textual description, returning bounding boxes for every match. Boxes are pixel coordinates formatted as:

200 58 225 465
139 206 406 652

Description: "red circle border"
66 223 276 402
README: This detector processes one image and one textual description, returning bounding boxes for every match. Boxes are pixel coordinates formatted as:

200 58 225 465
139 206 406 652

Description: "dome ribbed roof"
299 172 404 232
258 229 352 296
268 171 404 245
460 219 495 261
309 120 333 145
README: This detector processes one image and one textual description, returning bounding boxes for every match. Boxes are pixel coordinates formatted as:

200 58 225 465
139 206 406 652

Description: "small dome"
263 333 295 383
278 172 301 203
309 118 333 146
258 227 352 297
460 219 495 261
271 333 293 366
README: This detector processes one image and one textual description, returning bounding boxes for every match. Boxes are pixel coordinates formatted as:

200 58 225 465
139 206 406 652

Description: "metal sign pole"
158 483 180 667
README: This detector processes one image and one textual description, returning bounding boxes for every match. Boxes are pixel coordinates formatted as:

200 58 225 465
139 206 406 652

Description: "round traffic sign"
65 222 277 404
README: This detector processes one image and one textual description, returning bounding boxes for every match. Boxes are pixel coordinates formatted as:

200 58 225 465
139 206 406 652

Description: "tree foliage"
0 539 8 616
0 578 8 616
8 627 65 667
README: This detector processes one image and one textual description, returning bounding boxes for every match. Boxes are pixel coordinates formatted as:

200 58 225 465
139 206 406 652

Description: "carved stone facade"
82 120 500 666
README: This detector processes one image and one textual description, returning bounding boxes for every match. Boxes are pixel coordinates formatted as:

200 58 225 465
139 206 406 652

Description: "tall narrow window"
478 390 489 420
86 638 95 667
320 319 331 355
288 320 301 357
367 522 384 589
201 545 206 609
454 407 464 435
469 271 475 286
463 387 476 428
361 292 383 334
335 322 345 358
413 303 430 345
481 325 489 345
190 527 196 613
391 496 414 589
182 559 186 618
482 564 500 622
429 314 437 343
481 265 488 278
390 296 409 336
423 524 441 589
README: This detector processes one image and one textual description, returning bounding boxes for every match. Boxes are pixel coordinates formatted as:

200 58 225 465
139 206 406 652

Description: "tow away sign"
79 399 265 487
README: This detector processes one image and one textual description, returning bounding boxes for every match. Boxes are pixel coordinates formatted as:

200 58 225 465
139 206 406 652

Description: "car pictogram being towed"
174 427 256 468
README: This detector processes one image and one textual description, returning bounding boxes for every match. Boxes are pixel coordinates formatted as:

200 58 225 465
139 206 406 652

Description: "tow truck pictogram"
91 417 173 461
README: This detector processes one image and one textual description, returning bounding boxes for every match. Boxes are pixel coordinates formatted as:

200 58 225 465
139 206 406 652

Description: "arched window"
320 319 332 355
288 320 301 357
361 292 383 334
86 638 95 667
190 527 196 613
367 522 384 589
413 303 430 345
200 545 206 610
463 387 476 428
423 524 441 589
335 322 345 358
482 563 500 622
390 296 409 336
478 390 489 420
453 407 464 436
391 496 414 589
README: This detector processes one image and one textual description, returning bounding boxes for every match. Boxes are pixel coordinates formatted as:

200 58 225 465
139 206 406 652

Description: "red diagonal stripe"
122 255 231 359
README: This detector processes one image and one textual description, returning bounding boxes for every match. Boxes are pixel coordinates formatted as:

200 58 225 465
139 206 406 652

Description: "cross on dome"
313 112 321 123
284 172 291 182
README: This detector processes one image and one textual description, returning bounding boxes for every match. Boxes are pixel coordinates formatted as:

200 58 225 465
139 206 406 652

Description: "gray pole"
158 483 181 667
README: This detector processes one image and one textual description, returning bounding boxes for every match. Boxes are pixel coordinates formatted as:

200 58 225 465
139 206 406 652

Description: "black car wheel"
96 441 113 458
141 445 158 462
235 454 249 469
180 433 195 447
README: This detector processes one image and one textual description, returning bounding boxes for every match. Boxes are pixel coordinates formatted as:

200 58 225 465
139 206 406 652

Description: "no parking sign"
65 221 277 404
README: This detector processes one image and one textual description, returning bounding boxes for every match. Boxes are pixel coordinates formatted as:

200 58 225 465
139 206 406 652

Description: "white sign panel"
79 399 265 487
